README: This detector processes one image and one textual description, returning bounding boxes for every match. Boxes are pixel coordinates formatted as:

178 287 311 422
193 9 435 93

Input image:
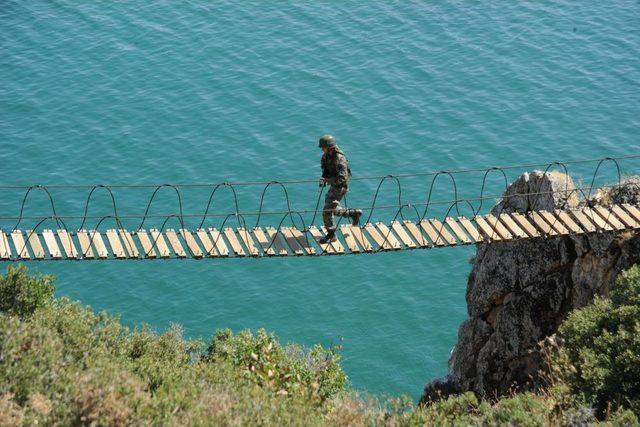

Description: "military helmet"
318 134 337 148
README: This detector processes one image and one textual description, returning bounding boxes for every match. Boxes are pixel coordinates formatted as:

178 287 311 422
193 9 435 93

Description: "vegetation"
553 265 640 417
0 264 638 426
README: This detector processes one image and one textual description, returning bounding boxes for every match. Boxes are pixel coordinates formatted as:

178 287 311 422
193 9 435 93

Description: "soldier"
318 134 362 244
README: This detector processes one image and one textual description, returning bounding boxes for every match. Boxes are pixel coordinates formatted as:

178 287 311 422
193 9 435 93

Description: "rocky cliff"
421 171 640 403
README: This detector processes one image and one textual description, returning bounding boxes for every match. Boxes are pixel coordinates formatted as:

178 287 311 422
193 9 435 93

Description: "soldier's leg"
323 186 346 231
329 187 362 225
322 197 335 231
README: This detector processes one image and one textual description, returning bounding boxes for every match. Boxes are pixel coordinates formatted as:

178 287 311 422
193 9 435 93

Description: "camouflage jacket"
321 148 351 187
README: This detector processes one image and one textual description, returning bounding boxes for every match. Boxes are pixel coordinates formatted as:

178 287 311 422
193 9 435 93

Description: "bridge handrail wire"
0 154 638 189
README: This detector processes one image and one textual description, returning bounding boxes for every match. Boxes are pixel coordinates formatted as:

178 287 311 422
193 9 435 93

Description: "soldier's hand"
319 178 327 187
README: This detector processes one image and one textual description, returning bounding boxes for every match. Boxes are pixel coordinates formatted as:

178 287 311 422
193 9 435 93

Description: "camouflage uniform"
321 147 352 231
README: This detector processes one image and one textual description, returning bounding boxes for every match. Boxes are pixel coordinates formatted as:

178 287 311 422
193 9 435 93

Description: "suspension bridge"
1 155 639 261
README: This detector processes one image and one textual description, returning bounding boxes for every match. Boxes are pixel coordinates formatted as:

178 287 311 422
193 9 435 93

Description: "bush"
0 265 349 425
0 265 53 318
206 328 347 402
555 265 640 416
2 264 639 425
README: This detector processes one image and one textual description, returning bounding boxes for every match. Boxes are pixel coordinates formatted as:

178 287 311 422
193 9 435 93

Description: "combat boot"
350 209 363 226
319 228 337 244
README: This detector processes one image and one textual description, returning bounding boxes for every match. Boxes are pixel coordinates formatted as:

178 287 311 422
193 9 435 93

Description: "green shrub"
206 328 347 402
2 264 639 425
0 314 65 404
607 408 640 427
486 392 553 426
422 391 488 425
555 265 640 416
0 266 349 425
613 265 640 307
0 265 53 318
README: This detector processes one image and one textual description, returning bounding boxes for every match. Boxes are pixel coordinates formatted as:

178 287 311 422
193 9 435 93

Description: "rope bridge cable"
0 183 631 222
0 154 638 189
3 179 637 260
0 183 635 223
0 154 638 257
0 154 635 233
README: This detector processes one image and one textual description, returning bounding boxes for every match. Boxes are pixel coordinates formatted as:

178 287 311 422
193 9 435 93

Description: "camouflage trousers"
323 185 350 231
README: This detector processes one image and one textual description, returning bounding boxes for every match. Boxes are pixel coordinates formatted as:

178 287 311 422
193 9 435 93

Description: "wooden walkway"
1 203 639 261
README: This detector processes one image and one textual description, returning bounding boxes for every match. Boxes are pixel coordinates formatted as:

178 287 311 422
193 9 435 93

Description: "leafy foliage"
0 265 53 318
555 264 640 417
1 264 638 425
0 265 349 425
207 328 346 402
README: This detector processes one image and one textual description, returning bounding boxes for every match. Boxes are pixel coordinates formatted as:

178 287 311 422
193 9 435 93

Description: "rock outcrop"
421 171 640 403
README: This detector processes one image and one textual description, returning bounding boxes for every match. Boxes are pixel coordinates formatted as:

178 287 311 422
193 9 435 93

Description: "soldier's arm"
320 154 327 177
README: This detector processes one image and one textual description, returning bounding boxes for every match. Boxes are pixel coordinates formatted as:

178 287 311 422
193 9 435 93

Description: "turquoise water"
1 1 639 398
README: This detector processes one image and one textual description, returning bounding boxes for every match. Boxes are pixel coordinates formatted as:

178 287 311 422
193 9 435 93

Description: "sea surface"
1 1 639 399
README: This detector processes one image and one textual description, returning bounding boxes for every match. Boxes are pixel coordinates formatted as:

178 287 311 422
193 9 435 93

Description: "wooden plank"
419 220 447 246
196 229 217 257
391 220 417 248
498 214 527 239
511 213 540 238
474 216 501 241
349 224 374 251
252 227 275 256
375 222 402 249
223 228 246 257
280 227 305 256
287 227 316 255
622 204 640 224
340 225 360 253
11 231 29 259
457 217 483 242
569 210 597 233
119 229 140 258
483 214 513 240
265 227 289 256
364 223 393 250
539 211 569 235
0 231 11 259
135 229 156 258
106 229 126 259
610 205 638 228
208 228 229 257
582 207 613 231
428 219 457 245
593 206 625 230
87 230 109 259
554 210 584 234
57 230 79 259
308 225 337 254
237 228 260 256
321 226 345 253
445 217 472 244
165 229 186 258
529 212 556 236
42 229 62 259
181 229 203 258
149 229 171 258
76 230 94 259
26 230 46 259
402 220 429 247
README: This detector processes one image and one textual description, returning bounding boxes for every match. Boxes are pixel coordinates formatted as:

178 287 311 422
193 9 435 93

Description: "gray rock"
592 176 640 206
421 172 640 403
492 170 580 215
